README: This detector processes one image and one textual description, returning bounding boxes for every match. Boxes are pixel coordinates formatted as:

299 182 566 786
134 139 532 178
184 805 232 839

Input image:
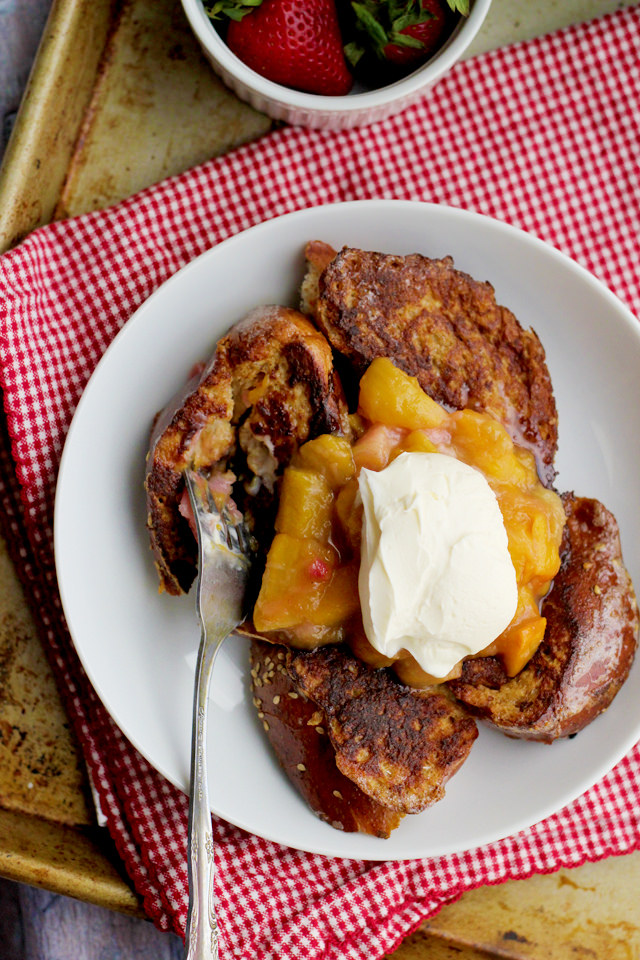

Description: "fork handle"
183 631 225 960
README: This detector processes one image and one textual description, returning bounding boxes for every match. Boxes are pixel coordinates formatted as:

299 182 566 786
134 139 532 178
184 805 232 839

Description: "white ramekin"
180 0 492 130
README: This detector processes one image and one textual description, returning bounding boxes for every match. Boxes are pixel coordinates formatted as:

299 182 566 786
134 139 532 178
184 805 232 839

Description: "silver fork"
182 469 253 960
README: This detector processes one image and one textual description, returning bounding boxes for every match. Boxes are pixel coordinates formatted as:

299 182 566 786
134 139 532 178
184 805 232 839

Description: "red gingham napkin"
1 6 640 957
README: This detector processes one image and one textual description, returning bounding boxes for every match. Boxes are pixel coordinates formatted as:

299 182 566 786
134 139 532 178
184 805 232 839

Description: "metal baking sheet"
0 0 639 953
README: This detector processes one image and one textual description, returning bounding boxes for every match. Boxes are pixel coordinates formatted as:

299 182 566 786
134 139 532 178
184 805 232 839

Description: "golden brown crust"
250 640 403 837
287 645 478 814
310 245 558 486
145 305 349 595
448 493 639 741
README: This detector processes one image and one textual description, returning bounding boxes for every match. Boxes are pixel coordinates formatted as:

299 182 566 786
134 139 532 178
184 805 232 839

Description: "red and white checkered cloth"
1 5 640 957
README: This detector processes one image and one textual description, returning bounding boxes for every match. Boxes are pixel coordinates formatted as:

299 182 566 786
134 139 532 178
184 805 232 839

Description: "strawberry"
382 0 448 67
207 0 354 96
345 0 467 84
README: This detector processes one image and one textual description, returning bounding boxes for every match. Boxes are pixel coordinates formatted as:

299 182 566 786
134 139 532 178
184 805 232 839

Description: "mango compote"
252 357 566 686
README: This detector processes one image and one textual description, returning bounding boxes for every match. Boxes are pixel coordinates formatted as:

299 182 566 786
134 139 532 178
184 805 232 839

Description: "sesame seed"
273 695 281 705
316 726 325 735
258 712 264 719
594 584 602 595
296 763 306 772
583 561 593 570
287 691 299 699
332 790 343 800
262 721 270 731
277 652 285 660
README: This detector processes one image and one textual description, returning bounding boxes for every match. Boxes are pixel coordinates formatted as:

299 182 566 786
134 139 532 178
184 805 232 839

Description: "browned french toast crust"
448 493 639 742
311 246 558 486
250 640 403 837
287 645 478 814
145 305 349 595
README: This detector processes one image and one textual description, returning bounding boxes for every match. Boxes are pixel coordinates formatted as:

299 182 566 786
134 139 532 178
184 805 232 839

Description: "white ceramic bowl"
180 0 492 129
56 201 640 860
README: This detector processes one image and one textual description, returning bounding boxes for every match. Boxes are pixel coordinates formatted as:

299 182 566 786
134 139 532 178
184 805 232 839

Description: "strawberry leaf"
388 30 425 49
351 2 391 47
205 0 263 21
446 0 470 15
391 10 434 32
344 40 366 67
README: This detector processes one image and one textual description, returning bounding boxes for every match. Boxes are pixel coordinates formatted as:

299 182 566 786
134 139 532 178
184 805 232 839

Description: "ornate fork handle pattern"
183 470 252 960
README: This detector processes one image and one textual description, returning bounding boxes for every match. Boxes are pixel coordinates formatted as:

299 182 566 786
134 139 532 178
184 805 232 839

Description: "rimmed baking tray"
0 0 638 952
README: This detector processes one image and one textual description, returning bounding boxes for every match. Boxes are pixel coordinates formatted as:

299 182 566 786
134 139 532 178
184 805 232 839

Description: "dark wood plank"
0 878 24 959
2 880 183 960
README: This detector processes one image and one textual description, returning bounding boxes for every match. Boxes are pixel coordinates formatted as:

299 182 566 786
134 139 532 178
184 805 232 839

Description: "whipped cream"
358 452 518 678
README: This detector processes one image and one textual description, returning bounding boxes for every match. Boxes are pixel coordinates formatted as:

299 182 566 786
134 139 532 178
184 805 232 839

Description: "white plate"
55 201 640 860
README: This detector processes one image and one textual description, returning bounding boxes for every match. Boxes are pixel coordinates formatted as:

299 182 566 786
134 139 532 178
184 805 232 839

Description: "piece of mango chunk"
275 468 333 542
253 534 337 632
358 357 447 430
293 434 356 490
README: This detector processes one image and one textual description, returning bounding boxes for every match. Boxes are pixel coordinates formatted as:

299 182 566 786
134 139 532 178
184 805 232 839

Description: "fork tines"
185 468 251 558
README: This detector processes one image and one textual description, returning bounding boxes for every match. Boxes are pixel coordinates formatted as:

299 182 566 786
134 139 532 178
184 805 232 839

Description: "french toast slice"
285 644 478 814
145 305 349 595
448 493 639 741
303 244 558 486
250 639 404 836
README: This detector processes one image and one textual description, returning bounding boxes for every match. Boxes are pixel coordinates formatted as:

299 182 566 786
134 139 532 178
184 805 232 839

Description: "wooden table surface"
1 0 640 956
